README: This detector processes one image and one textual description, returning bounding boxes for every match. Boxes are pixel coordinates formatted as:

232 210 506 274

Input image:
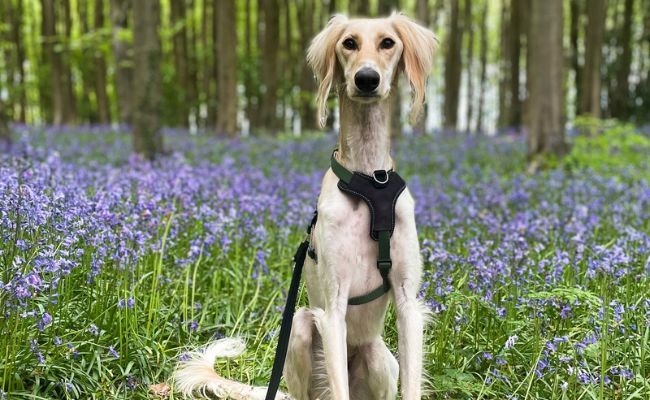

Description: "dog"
174 13 437 400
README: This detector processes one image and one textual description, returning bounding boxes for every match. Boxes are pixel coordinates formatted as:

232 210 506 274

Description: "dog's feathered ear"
391 13 438 124
307 15 348 128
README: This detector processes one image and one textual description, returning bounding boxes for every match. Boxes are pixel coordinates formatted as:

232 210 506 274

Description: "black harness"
264 151 407 400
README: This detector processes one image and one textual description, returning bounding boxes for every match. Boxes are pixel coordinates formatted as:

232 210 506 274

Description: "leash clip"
372 169 389 187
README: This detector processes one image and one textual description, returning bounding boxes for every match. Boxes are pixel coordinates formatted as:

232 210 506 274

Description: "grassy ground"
0 126 648 399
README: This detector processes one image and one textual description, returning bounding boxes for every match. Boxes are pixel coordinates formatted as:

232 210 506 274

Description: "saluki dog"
174 13 437 400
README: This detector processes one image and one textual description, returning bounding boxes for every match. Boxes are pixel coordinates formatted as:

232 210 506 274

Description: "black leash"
265 240 309 400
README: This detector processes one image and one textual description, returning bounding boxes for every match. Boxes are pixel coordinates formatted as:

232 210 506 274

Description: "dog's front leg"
394 288 424 400
313 294 350 400
393 201 426 400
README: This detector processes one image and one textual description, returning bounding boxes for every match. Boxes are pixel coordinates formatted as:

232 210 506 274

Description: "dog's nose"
354 68 380 93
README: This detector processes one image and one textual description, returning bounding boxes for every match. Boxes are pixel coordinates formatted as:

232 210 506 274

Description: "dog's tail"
173 338 290 400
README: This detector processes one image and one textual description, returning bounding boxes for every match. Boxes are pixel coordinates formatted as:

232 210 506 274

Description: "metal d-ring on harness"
264 150 407 400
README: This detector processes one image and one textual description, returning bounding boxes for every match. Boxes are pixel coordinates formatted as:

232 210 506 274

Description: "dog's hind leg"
285 308 314 400
349 340 398 400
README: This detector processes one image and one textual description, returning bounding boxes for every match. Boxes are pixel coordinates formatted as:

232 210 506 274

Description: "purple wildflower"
108 346 119 359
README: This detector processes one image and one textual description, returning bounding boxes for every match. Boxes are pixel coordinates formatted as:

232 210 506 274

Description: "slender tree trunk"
4 0 27 122
443 0 462 130
350 0 370 16
413 0 430 135
60 0 77 123
297 0 318 131
203 0 216 127
475 0 488 133
111 0 133 125
569 0 583 115
281 0 293 130
508 0 522 128
15 0 26 122
259 0 281 133
94 0 112 124
527 0 567 168
636 0 650 112
170 0 190 127
610 0 634 119
464 0 474 132
243 0 259 131
78 1 96 122
187 0 198 129
0 100 10 151
216 0 238 136
1 0 14 121
132 0 164 159
41 0 66 124
579 0 607 118
497 0 510 129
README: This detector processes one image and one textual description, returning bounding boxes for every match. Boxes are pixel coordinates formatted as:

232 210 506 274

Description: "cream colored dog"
174 13 437 400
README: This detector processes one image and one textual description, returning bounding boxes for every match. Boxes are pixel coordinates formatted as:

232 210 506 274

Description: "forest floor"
0 126 648 399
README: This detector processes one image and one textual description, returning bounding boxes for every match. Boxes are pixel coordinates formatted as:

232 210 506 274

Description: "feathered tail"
173 338 291 400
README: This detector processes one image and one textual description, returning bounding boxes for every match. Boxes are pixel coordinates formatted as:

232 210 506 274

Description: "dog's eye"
342 38 357 50
380 38 395 49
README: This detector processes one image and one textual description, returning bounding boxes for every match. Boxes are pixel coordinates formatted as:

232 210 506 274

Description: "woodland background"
0 0 649 149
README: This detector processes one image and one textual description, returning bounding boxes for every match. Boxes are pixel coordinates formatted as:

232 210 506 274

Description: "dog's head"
307 13 437 128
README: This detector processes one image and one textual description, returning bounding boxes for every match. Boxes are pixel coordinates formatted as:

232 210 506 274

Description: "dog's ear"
307 15 348 128
391 13 438 124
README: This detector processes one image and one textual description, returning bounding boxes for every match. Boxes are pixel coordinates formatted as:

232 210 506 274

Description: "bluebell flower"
108 346 119 359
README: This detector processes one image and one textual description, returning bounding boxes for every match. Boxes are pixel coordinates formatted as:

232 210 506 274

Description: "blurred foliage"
562 117 650 180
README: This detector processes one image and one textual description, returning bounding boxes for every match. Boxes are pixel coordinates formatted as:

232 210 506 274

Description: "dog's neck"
336 91 393 175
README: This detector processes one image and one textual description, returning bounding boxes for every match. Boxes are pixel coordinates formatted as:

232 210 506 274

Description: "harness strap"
331 151 405 306
348 230 392 305
330 150 354 184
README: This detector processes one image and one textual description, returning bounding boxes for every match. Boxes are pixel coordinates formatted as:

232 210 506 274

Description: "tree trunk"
204 0 217 127
281 0 294 131
579 0 607 118
508 0 522 128
1 0 14 121
242 0 258 131
413 0 430 135
349 0 371 16
60 0 77 123
3 0 27 122
497 0 510 129
259 0 281 133
186 0 199 129
132 0 164 159
78 1 96 122
94 0 112 124
526 0 567 167
610 0 634 119
297 0 318 131
111 0 133 125
216 0 238 136
41 0 66 124
170 0 190 127
443 0 462 130
0 100 10 151
569 0 583 116
475 0 488 133
464 0 474 132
